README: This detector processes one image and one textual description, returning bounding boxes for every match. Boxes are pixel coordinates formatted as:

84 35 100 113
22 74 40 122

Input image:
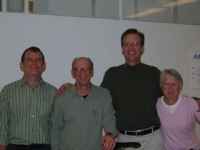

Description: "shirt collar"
19 78 45 88
161 95 182 109
72 84 95 98
124 63 142 68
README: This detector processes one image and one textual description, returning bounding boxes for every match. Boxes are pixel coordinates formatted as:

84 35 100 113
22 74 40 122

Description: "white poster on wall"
189 50 200 98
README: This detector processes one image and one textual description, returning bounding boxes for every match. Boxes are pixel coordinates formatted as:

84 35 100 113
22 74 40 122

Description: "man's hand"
0 144 6 150
56 83 74 96
102 133 116 150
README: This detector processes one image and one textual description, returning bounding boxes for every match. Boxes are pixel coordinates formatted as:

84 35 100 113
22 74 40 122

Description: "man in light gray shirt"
51 57 118 150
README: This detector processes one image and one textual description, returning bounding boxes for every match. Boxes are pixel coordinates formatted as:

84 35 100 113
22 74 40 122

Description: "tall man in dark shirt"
101 28 163 149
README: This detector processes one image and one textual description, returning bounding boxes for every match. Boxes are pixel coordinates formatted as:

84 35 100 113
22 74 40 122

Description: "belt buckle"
124 130 127 135
145 126 154 135
152 127 154 133
135 130 140 136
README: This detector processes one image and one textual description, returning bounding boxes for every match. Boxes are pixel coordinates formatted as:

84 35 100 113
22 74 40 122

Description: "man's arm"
101 89 118 150
51 96 64 150
0 144 6 150
101 69 111 89
0 87 9 147
56 83 74 96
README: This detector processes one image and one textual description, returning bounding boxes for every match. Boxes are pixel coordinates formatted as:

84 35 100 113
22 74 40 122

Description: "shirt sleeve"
101 69 112 89
194 100 200 123
0 87 9 145
102 89 118 137
153 67 163 97
51 96 64 150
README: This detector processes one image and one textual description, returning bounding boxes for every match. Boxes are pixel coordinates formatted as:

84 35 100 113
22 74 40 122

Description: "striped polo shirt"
0 79 56 145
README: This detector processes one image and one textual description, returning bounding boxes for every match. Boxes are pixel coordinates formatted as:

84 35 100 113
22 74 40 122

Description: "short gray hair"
160 68 183 89
72 57 94 72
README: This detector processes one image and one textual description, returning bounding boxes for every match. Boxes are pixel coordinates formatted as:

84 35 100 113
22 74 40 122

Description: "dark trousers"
6 144 51 150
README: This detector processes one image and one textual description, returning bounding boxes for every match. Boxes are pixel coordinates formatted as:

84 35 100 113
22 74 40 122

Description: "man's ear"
91 70 94 78
20 62 24 72
121 48 124 55
42 62 46 72
140 47 144 55
71 69 75 79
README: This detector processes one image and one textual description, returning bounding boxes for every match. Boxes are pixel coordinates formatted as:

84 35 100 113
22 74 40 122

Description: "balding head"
72 57 94 73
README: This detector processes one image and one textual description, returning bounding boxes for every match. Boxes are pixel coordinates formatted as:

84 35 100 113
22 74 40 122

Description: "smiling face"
122 33 143 65
162 73 182 103
20 50 46 80
71 58 93 87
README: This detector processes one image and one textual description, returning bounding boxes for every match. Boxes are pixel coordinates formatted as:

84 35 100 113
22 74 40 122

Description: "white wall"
0 13 200 97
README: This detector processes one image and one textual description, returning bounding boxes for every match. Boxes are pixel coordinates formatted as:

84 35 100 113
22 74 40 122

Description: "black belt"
119 125 160 136
7 144 51 150
115 142 141 149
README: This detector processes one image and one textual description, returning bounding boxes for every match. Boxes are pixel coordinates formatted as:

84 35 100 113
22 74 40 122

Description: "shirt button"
31 114 35 118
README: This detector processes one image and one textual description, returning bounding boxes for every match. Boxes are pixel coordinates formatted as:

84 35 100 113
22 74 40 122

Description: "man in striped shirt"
0 47 56 150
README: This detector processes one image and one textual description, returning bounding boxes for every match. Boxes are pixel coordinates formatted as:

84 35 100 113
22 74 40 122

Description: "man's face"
72 59 93 86
20 51 46 79
122 33 143 65
162 74 182 101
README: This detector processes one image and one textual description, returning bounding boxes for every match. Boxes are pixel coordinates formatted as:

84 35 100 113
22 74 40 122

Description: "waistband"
115 142 141 149
7 144 51 150
119 125 160 136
